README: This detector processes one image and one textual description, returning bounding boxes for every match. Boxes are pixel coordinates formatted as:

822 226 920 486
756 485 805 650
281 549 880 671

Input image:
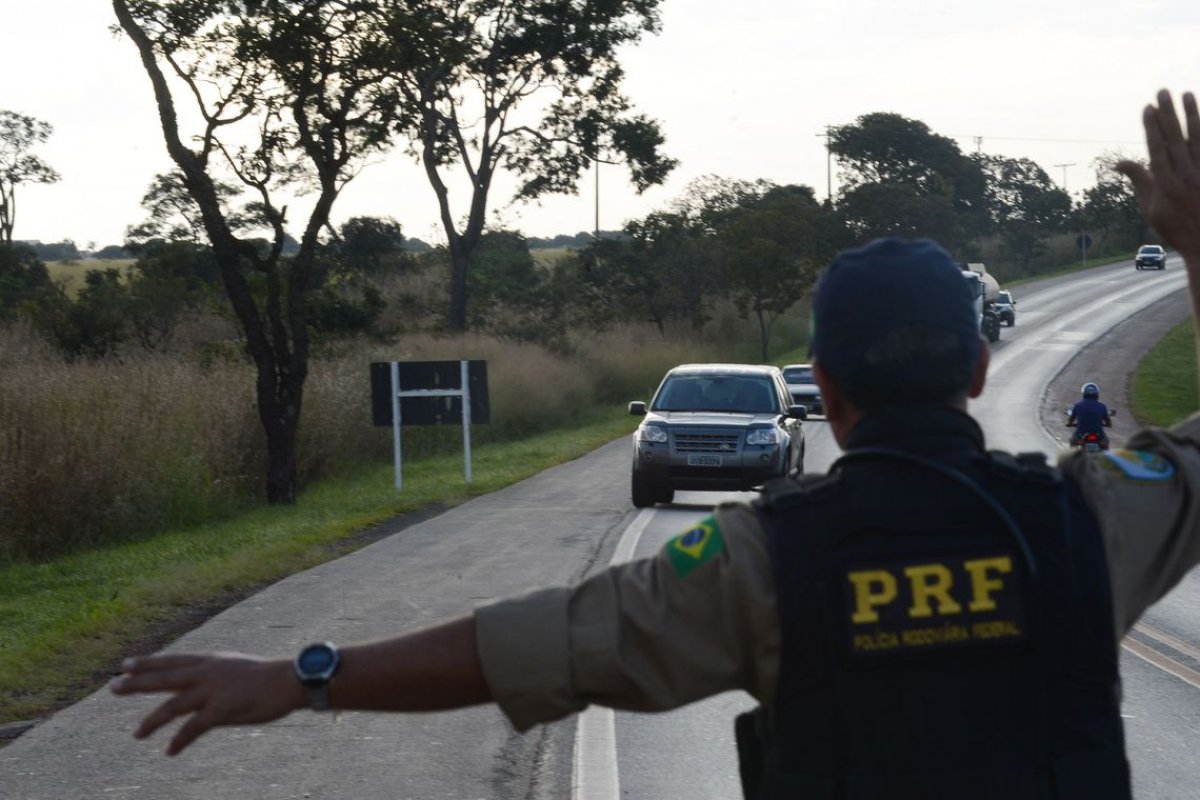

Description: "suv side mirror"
628 401 647 416
787 404 808 421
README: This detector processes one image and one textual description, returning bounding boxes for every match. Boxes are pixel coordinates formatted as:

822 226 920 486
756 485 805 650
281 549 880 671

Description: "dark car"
994 290 1016 326
781 363 823 414
628 363 806 507
1135 244 1166 270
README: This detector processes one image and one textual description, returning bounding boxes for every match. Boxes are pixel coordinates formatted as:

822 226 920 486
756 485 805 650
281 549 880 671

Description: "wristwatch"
293 641 341 711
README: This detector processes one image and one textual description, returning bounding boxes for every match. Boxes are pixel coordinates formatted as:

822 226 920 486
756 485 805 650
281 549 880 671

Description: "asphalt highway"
2 257 1196 799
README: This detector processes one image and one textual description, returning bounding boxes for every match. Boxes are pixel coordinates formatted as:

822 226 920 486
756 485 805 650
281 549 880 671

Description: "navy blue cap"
811 237 981 387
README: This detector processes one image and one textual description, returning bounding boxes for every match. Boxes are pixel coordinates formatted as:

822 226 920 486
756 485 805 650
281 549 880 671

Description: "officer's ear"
967 338 990 400
813 362 857 447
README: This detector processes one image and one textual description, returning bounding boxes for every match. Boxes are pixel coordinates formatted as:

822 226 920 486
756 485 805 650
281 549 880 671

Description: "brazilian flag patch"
1100 449 1177 482
665 516 725 578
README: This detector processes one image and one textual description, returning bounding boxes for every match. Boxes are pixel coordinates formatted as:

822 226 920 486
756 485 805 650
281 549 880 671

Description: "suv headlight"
746 428 778 446
639 425 668 443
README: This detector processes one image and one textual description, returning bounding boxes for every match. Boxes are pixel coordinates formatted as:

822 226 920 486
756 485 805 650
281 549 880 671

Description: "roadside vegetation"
0 294 806 729
0 406 636 728
1130 321 1199 427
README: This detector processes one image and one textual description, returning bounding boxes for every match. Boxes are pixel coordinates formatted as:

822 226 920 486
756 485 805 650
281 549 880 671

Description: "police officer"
1067 381 1113 447
113 89 1200 798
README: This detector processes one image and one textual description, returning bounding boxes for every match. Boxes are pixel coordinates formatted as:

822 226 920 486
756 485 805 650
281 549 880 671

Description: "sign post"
1076 233 1092 267
371 360 489 491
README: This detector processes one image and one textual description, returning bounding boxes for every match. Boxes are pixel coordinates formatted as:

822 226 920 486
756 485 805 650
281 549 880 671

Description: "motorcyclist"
1067 382 1112 448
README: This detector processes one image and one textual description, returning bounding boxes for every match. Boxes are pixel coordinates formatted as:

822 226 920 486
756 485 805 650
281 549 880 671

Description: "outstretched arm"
111 615 490 756
1117 90 1200 388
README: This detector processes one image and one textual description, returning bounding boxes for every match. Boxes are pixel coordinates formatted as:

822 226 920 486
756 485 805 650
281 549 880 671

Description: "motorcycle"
1064 408 1116 452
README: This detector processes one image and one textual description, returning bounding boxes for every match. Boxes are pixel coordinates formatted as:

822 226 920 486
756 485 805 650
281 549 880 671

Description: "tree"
975 154 1071 271
580 209 714 335
113 0 399 503
379 0 677 331
0 110 60 246
831 112 988 252
1077 155 1148 252
30 269 131 360
711 184 830 361
0 241 52 321
330 216 409 277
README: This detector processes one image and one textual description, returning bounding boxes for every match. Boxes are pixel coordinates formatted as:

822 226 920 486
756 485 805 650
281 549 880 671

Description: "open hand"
1117 90 1200 263
111 652 302 755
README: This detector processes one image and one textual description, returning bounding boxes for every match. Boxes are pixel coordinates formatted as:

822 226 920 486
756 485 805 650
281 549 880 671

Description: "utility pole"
816 126 833 205
1053 162 1076 194
593 159 600 238
973 136 983 154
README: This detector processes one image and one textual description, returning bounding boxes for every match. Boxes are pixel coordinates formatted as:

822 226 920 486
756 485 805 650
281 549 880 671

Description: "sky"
2 0 1198 250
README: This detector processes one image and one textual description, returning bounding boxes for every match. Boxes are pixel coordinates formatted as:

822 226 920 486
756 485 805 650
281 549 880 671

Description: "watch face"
297 643 337 676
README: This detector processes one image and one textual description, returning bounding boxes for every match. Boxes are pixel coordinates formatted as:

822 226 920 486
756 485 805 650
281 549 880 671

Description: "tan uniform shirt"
475 416 1200 733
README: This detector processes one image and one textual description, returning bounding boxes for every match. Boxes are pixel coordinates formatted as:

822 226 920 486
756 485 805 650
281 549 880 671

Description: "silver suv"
628 363 807 507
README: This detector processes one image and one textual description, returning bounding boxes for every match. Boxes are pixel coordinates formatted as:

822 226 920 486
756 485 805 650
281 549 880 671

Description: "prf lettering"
848 557 1013 623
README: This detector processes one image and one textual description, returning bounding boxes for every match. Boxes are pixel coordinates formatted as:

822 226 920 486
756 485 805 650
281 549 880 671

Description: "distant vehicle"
627 363 807 507
994 290 1016 327
781 363 823 414
1135 244 1166 270
961 263 1002 343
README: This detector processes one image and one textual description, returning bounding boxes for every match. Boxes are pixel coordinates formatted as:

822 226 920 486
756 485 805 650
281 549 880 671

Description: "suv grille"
673 432 741 454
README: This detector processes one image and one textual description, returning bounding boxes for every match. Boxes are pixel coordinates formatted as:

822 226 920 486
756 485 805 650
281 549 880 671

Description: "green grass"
1130 321 1199 427
0 406 636 727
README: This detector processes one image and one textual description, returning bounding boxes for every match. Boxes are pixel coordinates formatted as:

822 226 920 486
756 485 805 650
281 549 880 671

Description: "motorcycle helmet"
1081 382 1100 400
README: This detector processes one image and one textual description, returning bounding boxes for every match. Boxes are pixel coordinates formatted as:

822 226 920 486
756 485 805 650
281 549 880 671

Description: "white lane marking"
572 706 618 800
571 508 655 800
1134 622 1200 662
1121 636 1200 691
1123 620 1200 690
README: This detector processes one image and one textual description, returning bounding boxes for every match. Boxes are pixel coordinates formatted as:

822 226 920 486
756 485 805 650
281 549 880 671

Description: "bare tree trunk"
757 306 770 362
447 240 470 332
260 391 300 504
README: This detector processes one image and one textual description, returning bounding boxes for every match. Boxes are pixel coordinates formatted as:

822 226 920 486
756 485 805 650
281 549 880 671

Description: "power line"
818 127 1142 148
952 134 1142 147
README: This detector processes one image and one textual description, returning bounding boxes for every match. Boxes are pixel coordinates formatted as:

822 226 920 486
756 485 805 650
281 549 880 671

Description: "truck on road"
961 262 1002 343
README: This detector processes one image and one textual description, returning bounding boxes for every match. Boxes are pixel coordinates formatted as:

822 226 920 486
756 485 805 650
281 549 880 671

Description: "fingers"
1184 92 1200 163
135 688 204 741
1143 101 1171 180
168 710 216 756
1114 159 1154 214
1155 89 1191 173
118 653 208 679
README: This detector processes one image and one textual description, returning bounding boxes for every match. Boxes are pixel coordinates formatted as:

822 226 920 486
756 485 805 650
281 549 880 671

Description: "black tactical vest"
740 411 1129 800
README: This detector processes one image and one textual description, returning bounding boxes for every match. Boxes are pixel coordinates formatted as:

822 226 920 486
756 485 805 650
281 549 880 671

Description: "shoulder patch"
1099 449 1177 482
664 515 725 578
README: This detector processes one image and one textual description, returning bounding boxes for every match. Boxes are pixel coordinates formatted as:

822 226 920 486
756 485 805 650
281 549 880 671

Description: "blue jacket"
1071 398 1110 436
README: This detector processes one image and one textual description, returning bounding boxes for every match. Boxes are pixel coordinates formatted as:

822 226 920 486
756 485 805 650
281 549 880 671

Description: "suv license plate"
687 454 724 467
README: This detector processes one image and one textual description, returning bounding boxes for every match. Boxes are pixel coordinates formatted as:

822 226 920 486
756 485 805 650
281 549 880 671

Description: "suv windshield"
653 375 779 414
1139 246 1163 254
